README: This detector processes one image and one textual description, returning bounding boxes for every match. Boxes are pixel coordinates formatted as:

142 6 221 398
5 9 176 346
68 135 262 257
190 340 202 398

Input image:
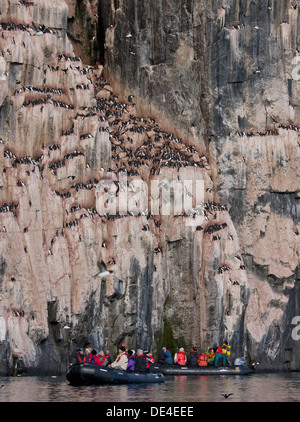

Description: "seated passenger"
145 350 155 371
214 346 226 367
187 346 199 367
97 351 107 366
205 347 216 365
198 352 208 366
72 348 86 364
174 347 187 365
85 348 92 359
108 346 128 370
104 350 112 366
88 349 98 364
222 341 231 364
134 349 148 373
126 350 136 372
98 350 112 366
158 347 173 365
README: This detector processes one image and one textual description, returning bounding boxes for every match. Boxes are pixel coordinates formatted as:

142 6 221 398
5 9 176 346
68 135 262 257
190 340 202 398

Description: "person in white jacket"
108 346 128 370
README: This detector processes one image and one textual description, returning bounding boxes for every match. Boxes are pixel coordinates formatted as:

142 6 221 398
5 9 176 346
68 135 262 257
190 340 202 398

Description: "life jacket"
216 347 222 354
88 353 97 364
117 352 126 362
77 353 86 363
198 353 208 367
176 351 186 365
146 355 155 368
98 356 107 366
207 351 216 360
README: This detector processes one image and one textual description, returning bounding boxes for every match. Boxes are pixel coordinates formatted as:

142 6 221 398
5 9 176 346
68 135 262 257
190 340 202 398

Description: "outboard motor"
234 357 246 367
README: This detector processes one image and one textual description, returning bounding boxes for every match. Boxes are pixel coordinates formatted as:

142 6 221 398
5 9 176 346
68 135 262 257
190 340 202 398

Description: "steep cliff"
0 0 298 375
102 0 300 370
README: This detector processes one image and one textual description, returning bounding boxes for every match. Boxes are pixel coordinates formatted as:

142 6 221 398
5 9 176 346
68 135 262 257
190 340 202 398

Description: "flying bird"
221 393 233 399
94 260 112 279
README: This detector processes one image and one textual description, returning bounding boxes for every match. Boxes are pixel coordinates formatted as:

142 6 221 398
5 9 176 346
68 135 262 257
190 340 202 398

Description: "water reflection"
0 372 299 402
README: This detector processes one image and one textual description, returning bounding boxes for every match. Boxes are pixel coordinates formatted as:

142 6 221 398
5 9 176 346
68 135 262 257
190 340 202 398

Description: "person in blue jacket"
159 347 173 365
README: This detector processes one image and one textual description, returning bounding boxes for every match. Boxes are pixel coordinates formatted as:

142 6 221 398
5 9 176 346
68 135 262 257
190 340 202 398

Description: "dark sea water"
0 371 299 403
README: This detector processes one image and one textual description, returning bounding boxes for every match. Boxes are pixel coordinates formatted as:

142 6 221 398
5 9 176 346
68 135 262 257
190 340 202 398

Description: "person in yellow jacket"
222 341 231 364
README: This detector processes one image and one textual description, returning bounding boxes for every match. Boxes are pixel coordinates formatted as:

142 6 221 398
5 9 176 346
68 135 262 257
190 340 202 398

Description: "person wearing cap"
159 347 173 365
174 347 187 365
72 347 87 364
85 347 92 358
187 346 199 367
108 346 128 370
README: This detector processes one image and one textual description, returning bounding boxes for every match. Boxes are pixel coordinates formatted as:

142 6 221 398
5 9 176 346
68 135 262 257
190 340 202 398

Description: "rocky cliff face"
0 0 298 375
102 0 300 370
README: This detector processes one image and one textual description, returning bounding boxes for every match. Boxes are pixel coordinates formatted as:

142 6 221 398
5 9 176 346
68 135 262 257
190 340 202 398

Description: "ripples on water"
0 372 299 403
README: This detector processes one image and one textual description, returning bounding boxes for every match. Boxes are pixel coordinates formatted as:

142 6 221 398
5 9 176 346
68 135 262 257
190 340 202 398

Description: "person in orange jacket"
174 347 187 365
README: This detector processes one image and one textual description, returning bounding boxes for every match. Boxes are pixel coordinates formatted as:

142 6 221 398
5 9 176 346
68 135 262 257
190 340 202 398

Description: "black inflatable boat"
66 363 165 386
154 364 254 376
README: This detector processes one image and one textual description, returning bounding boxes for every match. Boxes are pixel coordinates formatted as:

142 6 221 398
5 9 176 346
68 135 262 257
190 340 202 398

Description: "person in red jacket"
214 346 226 366
97 350 110 366
88 349 98 364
